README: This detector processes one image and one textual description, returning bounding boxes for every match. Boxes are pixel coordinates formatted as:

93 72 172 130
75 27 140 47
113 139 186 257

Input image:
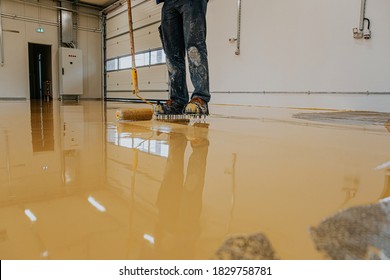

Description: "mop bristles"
116 108 208 122
155 114 186 120
154 114 208 120
155 117 190 125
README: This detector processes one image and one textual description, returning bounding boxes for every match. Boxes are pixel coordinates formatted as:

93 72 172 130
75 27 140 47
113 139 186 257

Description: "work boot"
155 100 185 115
184 97 209 116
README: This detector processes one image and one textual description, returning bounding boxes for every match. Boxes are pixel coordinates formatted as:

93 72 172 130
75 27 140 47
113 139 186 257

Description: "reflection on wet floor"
0 100 390 260
294 110 390 127
310 198 390 260
213 232 278 260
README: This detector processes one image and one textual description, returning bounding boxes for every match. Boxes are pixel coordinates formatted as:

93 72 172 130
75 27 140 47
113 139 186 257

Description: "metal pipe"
102 0 126 14
235 0 242 55
0 0 4 66
102 13 107 99
0 12 57 26
0 12 101 32
359 0 366 31
10 0 100 18
102 0 151 14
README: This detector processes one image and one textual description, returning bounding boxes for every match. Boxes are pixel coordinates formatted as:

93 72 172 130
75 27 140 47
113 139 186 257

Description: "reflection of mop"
127 145 152 258
126 147 138 258
126 135 157 258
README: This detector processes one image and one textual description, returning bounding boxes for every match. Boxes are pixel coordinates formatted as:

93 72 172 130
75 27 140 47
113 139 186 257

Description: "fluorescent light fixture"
24 209 37 222
143 234 155 245
87 196 106 212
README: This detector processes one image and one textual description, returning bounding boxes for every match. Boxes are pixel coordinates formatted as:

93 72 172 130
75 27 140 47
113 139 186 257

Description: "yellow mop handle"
131 68 139 94
127 0 154 108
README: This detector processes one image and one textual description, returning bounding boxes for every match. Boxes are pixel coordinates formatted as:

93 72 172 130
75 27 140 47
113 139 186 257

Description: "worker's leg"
160 1 189 106
182 0 210 103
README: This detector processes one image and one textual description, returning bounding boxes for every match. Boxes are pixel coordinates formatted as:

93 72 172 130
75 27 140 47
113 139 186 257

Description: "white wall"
207 0 390 93
3 0 388 103
103 0 390 111
0 0 102 99
78 8 103 99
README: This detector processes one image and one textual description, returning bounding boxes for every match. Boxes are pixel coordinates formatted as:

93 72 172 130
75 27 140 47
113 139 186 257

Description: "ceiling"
79 0 117 8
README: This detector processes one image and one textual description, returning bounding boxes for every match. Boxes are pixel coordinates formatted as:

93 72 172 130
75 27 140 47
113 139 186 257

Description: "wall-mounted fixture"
362 18 371 39
353 0 371 39
59 1 79 48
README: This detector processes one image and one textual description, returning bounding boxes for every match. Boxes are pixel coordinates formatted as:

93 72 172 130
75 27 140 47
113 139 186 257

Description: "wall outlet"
353 28 363 39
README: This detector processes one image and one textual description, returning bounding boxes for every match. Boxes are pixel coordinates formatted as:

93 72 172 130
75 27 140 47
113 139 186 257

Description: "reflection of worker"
155 0 210 116
154 126 209 259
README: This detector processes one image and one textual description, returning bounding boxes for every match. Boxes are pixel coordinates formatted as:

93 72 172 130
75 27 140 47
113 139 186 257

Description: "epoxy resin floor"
1 100 389 260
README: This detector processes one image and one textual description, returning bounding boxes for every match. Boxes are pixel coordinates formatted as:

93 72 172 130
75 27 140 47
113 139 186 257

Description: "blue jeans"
159 0 210 105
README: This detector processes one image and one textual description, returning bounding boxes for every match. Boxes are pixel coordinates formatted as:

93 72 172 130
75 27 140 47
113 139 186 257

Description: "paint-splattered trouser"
159 0 210 105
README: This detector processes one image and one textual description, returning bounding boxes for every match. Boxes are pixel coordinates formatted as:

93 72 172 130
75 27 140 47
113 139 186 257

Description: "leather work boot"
155 99 186 115
184 97 209 116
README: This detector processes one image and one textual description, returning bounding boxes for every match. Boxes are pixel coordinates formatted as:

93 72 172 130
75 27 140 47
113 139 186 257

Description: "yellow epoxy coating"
0 100 389 260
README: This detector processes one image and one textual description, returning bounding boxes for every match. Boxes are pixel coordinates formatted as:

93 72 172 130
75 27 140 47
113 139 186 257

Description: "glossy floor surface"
0 100 389 260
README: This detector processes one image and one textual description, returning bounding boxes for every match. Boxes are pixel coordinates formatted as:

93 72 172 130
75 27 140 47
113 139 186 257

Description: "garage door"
104 0 168 100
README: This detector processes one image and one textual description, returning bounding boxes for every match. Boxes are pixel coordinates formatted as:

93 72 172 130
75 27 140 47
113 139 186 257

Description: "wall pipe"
0 0 4 66
235 0 242 55
0 12 101 32
359 0 367 31
11 0 101 18
102 0 151 15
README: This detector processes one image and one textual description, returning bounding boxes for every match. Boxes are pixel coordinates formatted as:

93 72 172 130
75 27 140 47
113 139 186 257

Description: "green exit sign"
36 27 44 33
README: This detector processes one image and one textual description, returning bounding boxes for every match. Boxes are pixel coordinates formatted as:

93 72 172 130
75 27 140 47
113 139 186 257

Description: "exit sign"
36 27 44 33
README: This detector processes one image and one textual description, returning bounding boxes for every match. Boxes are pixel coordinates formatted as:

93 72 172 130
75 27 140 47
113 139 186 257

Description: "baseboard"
210 92 390 113
0 97 27 101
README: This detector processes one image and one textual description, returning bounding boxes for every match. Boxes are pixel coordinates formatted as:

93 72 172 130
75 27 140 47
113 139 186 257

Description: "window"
106 59 118 71
119 56 132 69
106 48 166 71
135 52 150 67
150 49 166 65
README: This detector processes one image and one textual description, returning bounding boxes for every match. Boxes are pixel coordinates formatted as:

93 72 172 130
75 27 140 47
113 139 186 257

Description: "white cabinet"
59 47 83 97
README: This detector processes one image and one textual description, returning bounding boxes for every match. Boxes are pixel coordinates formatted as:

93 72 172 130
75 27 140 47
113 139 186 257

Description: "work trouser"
159 0 210 105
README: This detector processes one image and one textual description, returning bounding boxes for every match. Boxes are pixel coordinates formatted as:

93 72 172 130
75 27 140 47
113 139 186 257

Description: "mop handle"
126 0 154 107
